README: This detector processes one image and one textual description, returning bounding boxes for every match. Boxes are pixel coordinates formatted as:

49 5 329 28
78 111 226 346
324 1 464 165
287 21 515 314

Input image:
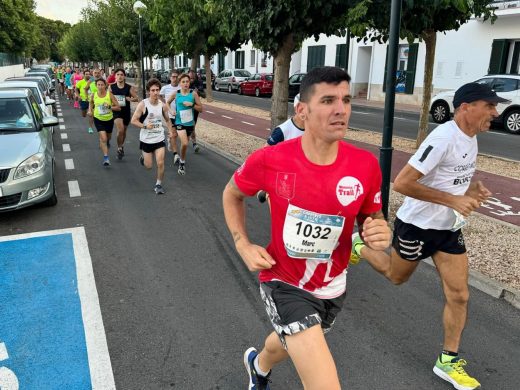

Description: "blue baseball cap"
453 82 510 109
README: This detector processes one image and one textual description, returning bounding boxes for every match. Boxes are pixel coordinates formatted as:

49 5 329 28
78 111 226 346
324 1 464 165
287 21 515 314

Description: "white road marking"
241 121 255 126
63 144 71 152
222 115 233 119
61 133 68 139
0 342 8 361
0 228 116 389
266 128 270 131
59 118 64 123
58 113 63 117
65 158 75 170
205 110 215 114
68 180 81 197
59 125 66 130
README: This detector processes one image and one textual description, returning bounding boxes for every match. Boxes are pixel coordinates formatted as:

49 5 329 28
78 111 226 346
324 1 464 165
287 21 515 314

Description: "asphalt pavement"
1 95 519 389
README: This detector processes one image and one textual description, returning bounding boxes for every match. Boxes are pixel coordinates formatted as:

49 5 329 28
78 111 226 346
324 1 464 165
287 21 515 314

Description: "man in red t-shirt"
223 66 392 390
106 69 116 84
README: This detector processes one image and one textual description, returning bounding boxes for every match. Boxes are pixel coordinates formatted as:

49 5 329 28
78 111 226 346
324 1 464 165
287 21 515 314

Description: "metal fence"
0 53 24 67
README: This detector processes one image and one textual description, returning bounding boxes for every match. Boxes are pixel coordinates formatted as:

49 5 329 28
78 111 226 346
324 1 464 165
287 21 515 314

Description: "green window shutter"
488 39 509 74
405 43 419 94
307 45 326 71
335 44 346 68
383 46 389 92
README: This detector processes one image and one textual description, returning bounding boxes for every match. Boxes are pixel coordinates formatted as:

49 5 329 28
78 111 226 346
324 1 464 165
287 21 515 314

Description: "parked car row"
212 69 305 99
0 88 59 212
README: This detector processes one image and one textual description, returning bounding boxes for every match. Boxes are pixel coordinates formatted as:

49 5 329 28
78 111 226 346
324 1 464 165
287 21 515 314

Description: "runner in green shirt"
76 70 93 133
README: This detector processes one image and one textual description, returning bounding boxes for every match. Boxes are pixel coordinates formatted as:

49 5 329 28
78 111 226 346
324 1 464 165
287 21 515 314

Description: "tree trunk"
271 33 296 128
417 29 436 148
205 54 213 102
191 49 200 70
149 56 153 78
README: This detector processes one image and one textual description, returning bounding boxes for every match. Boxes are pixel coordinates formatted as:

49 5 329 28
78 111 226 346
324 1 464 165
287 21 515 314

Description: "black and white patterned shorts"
260 281 346 349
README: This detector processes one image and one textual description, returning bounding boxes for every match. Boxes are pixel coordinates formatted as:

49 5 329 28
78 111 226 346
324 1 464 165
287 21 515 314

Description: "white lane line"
59 125 66 130
241 121 255 126
63 144 71 152
59 118 64 123
58 113 63 117
61 133 68 140
222 115 233 119
57 109 62 112
205 110 215 114
65 158 75 170
68 180 81 197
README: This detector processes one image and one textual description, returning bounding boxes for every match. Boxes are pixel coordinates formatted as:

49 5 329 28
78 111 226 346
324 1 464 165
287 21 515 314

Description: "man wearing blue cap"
350 82 510 390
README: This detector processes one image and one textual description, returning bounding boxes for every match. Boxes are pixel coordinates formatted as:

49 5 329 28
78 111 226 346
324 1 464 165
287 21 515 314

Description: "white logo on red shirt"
276 172 296 200
374 191 381 204
336 176 363 206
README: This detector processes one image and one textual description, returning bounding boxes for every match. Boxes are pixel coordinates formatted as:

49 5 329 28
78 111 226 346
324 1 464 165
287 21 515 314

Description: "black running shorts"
93 117 114 133
175 124 194 137
140 140 165 153
113 109 131 126
392 217 467 261
260 281 345 349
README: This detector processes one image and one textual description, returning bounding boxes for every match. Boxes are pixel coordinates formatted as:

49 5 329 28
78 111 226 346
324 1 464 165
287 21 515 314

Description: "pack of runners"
61 66 204 194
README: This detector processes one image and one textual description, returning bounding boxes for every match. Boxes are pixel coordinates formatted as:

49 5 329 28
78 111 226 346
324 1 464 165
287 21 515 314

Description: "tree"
227 0 353 128
148 0 246 102
0 0 38 55
347 0 496 147
32 17 71 62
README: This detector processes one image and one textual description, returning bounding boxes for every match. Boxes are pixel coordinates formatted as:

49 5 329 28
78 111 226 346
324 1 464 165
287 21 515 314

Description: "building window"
455 61 463 78
235 51 245 69
307 46 326 71
488 39 520 74
250 50 256 67
383 43 419 94
335 44 347 69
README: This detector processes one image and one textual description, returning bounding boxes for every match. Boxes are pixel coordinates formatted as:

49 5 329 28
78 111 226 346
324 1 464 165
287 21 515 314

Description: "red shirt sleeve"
233 148 266 196
359 156 383 215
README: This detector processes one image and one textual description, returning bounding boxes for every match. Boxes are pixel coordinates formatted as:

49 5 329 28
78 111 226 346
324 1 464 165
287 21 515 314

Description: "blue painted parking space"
0 228 114 389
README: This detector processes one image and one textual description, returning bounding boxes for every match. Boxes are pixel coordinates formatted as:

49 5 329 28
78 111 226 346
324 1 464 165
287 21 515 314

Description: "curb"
200 139 520 311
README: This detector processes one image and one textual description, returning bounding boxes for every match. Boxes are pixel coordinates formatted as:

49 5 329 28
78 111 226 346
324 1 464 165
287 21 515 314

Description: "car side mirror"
42 116 59 127
45 97 56 105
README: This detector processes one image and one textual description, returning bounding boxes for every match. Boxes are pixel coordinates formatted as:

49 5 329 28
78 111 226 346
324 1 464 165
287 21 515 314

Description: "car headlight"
14 153 45 179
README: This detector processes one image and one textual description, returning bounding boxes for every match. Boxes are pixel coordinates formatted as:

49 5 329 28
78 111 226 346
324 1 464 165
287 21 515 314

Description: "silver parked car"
213 69 252 93
0 89 59 211
0 80 55 117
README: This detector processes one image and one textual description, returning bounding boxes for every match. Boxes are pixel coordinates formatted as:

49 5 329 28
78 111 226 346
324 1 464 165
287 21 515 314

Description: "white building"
154 0 519 106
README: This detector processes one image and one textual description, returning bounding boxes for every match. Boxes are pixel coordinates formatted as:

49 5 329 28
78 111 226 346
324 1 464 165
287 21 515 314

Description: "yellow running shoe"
350 232 365 265
433 356 481 390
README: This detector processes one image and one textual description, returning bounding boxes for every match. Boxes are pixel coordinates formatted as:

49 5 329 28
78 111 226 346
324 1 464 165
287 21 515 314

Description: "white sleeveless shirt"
140 98 166 144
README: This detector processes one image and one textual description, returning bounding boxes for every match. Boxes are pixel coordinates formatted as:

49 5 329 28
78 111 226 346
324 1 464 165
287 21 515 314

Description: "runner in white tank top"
131 78 175 195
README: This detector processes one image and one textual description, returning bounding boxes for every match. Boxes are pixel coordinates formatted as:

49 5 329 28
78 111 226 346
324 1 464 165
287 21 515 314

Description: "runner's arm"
356 211 391 252
131 101 151 129
394 163 479 217
223 177 276 271
193 90 203 113
166 92 177 116
109 91 121 111
87 94 94 116
129 86 138 102
162 104 174 134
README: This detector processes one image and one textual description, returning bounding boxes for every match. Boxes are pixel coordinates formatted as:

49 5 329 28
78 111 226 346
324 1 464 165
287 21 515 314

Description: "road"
207 90 520 161
0 95 519 389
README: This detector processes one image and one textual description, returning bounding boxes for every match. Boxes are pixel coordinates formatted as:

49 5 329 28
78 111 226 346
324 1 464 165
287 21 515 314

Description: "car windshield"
0 98 36 132
235 70 251 77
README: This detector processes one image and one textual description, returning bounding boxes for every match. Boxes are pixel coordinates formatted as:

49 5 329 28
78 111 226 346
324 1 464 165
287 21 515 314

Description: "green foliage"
228 0 352 56
148 0 245 61
33 17 71 62
347 0 497 43
0 0 38 55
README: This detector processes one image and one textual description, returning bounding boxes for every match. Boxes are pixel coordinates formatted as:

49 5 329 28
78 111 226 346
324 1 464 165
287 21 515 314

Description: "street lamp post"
133 1 147 99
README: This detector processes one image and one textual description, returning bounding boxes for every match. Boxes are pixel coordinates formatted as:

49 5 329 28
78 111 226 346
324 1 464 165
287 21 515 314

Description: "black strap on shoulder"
139 107 148 123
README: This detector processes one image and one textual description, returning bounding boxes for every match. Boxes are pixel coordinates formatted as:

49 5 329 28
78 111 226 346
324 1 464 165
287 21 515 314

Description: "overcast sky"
35 0 90 25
